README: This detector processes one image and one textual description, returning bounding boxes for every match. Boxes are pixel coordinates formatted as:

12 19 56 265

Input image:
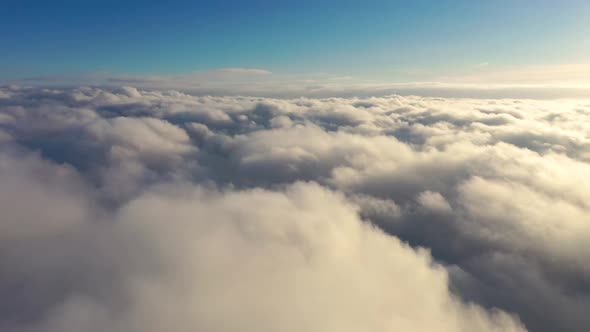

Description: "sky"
2 0 590 86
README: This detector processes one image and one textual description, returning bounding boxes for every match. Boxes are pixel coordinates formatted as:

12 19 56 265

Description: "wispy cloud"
442 63 590 85
5 65 590 99
214 68 272 75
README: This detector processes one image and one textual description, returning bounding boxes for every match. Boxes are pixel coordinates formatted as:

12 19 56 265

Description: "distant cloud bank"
1 85 590 332
6 64 590 99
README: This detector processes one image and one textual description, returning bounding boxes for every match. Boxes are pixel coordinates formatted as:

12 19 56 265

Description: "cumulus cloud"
0 159 524 332
417 191 452 213
1 85 589 331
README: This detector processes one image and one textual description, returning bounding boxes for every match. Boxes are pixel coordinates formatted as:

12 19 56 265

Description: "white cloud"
444 64 590 85
2 86 590 331
0 154 525 332
215 68 273 75
417 191 452 213
8 63 590 99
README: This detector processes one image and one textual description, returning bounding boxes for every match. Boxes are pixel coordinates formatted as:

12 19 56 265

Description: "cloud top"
1 85 589 331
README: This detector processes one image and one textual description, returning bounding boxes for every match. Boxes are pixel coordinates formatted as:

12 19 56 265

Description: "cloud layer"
1 85 589 331
7 66 590 99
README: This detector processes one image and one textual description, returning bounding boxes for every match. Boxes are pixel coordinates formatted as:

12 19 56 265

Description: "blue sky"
2 0 589 84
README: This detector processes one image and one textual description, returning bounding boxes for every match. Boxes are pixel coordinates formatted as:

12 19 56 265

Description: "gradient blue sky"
2 0 589 83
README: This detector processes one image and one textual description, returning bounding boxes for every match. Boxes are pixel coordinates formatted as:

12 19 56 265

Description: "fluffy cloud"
1 85 589 331
0 151 523 332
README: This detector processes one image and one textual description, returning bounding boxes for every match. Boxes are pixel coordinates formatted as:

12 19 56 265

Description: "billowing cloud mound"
1 86 589 331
